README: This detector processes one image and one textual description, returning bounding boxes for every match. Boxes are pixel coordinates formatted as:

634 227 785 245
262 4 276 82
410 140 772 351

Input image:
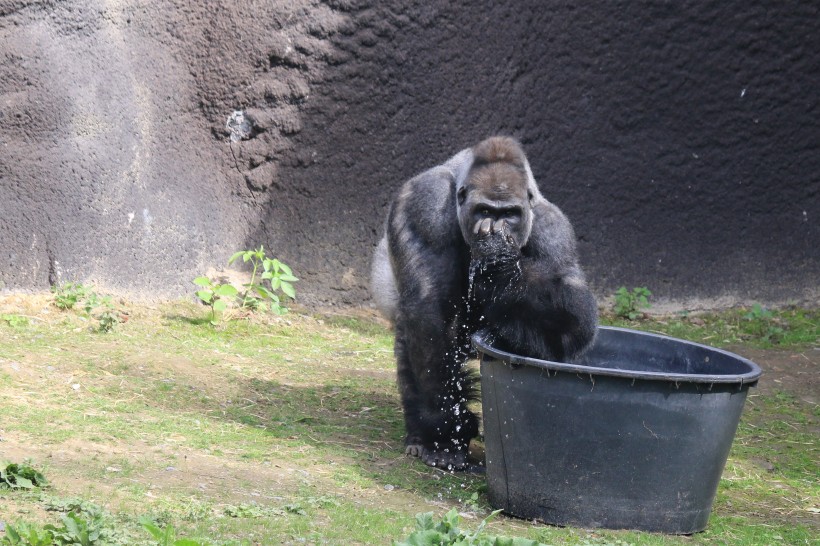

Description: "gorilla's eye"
503 209 522 224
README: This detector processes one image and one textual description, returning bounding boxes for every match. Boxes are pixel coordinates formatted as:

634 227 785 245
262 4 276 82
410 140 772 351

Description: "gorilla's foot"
420 447 469 471
404 443 469 471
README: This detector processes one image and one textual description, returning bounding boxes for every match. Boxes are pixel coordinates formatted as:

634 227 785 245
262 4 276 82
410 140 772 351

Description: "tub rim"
472 326 762 385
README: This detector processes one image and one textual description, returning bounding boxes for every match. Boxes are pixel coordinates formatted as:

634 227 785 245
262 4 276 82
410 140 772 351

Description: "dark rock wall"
1 0 817 305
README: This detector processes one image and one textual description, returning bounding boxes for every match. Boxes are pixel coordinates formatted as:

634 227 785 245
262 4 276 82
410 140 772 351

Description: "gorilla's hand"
469 219 522 311
470 219 520 264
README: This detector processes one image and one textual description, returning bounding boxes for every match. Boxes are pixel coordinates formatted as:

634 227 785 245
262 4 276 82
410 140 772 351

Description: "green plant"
394 509 548 546
95 296 121 333
0 461 48 490
1 522 55 546
80 293 122 333
463 491 482 511
43 513 100 546
193 277 238 325
743 303 785 344
51 282 89 310
228 246 298 315
1 513 108 546
612 286 652 320
51 283 122 333
1 314 28 327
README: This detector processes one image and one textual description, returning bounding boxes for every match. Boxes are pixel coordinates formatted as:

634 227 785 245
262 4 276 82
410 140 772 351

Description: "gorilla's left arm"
470 202 598 362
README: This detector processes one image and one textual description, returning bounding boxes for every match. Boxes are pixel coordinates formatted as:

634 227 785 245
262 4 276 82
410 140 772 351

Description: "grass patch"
601 306 818 349
0 295 816 544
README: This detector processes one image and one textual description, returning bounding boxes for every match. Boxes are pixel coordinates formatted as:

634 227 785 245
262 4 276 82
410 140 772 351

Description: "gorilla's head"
456 137 536 249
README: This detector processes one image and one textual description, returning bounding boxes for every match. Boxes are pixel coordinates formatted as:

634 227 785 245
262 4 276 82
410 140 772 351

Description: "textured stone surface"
1 1 817 305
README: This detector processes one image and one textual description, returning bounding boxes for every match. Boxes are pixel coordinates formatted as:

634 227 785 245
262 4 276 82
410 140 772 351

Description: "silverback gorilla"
371 136 598 470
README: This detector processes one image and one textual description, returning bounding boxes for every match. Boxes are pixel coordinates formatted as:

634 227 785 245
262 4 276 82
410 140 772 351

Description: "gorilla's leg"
394 308 478 470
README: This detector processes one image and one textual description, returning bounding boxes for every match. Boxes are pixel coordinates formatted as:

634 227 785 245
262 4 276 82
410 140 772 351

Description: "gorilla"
371 136 598 470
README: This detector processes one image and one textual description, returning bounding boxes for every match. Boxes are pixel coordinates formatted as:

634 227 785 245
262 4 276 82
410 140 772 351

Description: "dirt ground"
731 345 818 405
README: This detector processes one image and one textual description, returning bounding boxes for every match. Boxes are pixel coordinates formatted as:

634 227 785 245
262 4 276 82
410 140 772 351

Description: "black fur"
371 137 597 470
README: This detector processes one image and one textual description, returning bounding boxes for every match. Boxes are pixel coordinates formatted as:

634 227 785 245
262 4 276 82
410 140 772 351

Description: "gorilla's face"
457 162 533 249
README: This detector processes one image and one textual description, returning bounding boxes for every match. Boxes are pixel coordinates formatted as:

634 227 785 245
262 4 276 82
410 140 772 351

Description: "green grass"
601 306 818 349
0 296 816 545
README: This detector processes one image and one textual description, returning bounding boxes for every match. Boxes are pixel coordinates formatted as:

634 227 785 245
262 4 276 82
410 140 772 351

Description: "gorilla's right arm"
381 158 481 469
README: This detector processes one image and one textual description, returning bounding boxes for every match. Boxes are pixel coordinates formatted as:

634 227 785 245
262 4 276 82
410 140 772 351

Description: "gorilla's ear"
457 186 467 205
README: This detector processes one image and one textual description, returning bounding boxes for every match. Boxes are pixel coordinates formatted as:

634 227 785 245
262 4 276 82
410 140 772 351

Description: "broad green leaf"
196 290 213 303
213 300 227 312
214 284 238 297
399 529 441 546
5 524 21 542
193 276 211 287
281 282 296 299
279 262 293 276
255 285 275 299
139 518 165 541
13 476 33 488
228 251 245 264
279 274 299 283
61 514 81 540
415 512 435 530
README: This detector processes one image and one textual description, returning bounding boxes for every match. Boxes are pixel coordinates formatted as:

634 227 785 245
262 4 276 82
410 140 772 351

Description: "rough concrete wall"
1 0 817 306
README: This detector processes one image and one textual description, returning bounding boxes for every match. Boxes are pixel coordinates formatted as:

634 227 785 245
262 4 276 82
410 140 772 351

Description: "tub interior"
475 327 761 384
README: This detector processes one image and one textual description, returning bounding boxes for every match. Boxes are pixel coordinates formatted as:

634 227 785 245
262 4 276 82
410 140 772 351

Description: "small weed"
394 509 548 546
0 462 48 490
51 282 88 311
228 245 298 315
193 246 297 324
50 283 122 333
1 522 55 546
2 512 118 546
192 277 238 325
742 303 785 344
282 503 307 516
612 286 652 320
0 314 28 328
44 513 101 546
223 502 279 519
462 491 482 511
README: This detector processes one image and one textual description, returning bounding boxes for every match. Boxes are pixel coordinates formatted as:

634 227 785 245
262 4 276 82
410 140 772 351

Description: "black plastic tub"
473 326 761 534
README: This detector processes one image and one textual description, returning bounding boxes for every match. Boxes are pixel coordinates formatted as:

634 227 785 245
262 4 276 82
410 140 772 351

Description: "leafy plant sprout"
51 282 88 310
613 286 652 320
743 303 785 344
49 282 122 333
193 276 238 325
228 245 298 315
